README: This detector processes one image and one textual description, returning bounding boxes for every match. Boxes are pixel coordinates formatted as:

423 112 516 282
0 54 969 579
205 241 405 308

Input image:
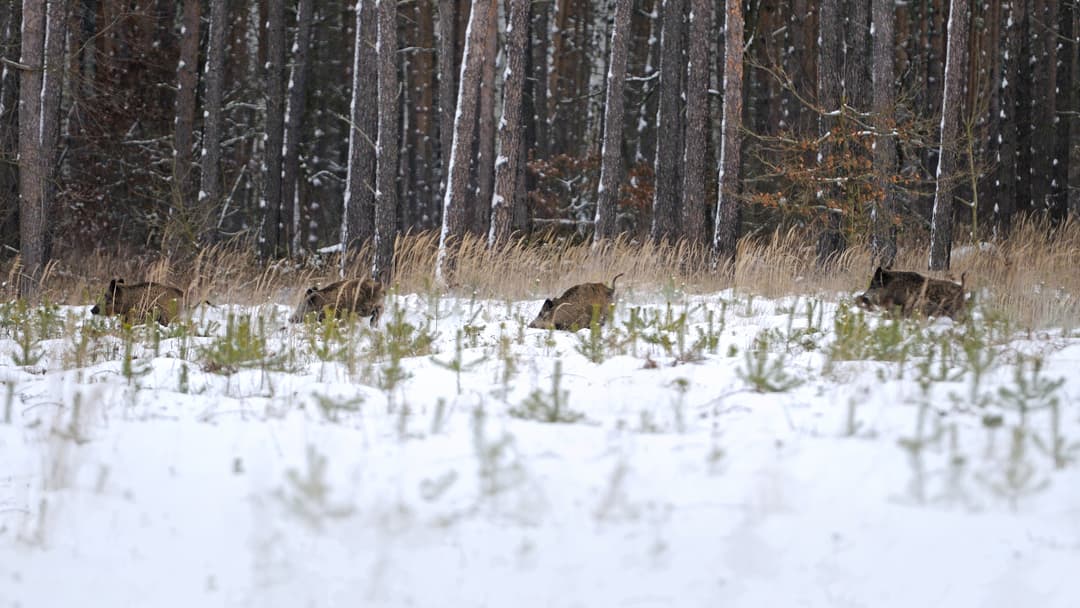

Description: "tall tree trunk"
846 0 871 113
39 0 67 260
200 0 229 244
929 0 970 270
681 0 710 246
436 0 493 282
18 0 46 297
1051 0 1069 218
489 0 530 247
174 0 200 212
0 1 20 249
1030 0 1056 213
282 0 314 256
593 0 633 243
260 0 287 258
473 0 497 237
996 0 1023 230
343 0 378 254
437 0 457 212
650 0 685 244
413 0 438 228
1068 0 1080 218
373 0 399 280
1015 1 1034 216
713 0 742 263
530 0 550 159
871 0 897 267
816 0 844 265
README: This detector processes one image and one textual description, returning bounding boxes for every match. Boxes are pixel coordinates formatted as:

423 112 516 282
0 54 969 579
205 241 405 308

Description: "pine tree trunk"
713 0 742 263
530 0 550 159
413 0 438 228
0 1 19 249
260 0 287 258
1069 1 1080 218
1051 0 1069 218
473 0 497 237
593 0 632 243
283 0 314 256
929 0 970 271
489 0 530 247
996 0 1023 230
343 0 377 254
681 0 710 246
1029 0 1055 213
436 0 493 282
816 0 844 266
373 0 399 280
174 0 200 211
18 0 47 297
39 0 67 260
437 0 457 209
199 0 229 244
650 0 685 244
871 0 897 267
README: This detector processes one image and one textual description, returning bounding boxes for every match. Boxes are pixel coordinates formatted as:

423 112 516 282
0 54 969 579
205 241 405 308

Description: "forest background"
0 0 1078 300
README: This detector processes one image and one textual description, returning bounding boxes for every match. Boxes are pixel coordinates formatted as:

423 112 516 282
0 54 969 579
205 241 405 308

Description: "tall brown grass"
6 216 1079 329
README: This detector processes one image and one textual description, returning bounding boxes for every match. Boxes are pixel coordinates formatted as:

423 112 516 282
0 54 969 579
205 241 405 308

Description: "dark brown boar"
856 266 966 319
289 278 385 327
529 273 625 330
90 279 185 326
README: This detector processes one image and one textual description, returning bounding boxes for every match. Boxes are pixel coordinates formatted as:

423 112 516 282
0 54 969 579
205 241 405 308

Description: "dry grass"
4 217 1078 329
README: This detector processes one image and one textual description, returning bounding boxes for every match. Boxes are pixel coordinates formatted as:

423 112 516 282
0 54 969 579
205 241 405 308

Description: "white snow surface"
2 289 1080 607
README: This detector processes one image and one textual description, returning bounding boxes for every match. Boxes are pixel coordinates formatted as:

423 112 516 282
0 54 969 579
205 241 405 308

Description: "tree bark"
650 0 685 244
437 0 457 212
530 0 550 159
436 0 493 282
929 0 970 270
343 0 378 253
871 0 897 267
373 0 399 280
489 0 530 247
0 1 19 249
713 0 742 263
260 0 287 258
1068 0 1080 218
39 0 67 260
473 0 498 237
593 0 633 243
283 0 314 256
18 0 46 297
1029 0 1056 213
413 0 438 228
174 0 200 209
996 0 1023 230
815 0 844 266
199 0 229 244
681 0 710 246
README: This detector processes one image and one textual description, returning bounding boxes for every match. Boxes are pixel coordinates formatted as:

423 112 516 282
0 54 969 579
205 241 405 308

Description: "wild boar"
856 266 966 319
289 278 385 327
90 279 185 326
529 273 625 330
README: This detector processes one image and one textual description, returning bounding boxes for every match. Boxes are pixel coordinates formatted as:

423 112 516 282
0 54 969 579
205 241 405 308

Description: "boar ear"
542 298 554 310
305 287 315 295
871 266 886 286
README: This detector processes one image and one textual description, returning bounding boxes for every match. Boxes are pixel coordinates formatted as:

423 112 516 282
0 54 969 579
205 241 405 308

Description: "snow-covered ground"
2 287 1079 607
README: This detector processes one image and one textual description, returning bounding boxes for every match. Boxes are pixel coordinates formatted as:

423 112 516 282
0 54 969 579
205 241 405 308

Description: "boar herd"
87 266 967 329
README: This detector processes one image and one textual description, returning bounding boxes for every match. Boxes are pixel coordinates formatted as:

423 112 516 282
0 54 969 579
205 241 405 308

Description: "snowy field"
2 286 1079 607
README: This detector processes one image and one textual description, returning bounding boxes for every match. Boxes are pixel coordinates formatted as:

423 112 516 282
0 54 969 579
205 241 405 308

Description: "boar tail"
610 272 625 291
